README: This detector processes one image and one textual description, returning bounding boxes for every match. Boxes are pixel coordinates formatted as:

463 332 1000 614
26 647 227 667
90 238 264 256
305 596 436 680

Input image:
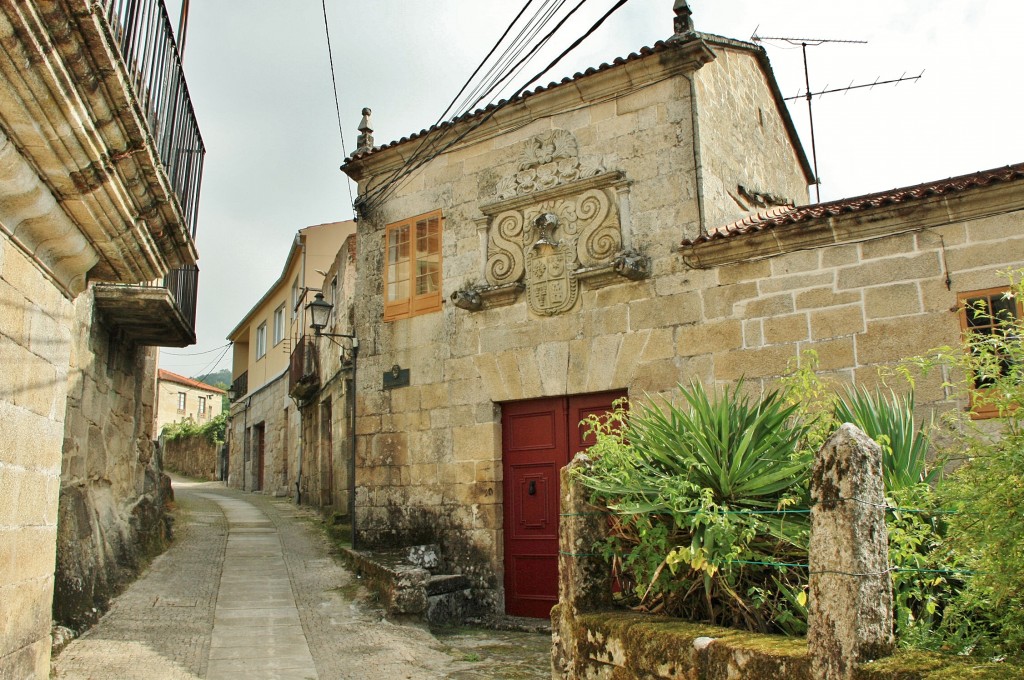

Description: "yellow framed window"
384 210 442 321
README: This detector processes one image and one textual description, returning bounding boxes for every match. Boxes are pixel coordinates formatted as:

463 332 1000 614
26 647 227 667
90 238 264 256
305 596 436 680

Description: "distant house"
155 370 226 434
225 221 355 495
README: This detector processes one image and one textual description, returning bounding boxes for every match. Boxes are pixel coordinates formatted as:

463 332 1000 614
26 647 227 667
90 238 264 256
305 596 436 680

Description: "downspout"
348 340 359 549
686 71 708 236
294 231 308 505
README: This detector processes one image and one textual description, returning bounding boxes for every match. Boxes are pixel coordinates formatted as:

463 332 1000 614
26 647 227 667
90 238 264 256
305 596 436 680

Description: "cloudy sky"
157 0 1023 378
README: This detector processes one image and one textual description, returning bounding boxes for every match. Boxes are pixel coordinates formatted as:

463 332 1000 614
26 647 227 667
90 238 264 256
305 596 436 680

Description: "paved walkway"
52 478 550 680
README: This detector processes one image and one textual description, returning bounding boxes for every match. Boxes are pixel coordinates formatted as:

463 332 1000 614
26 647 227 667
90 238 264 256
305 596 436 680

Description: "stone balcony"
92 266 198 347
0 0 205 296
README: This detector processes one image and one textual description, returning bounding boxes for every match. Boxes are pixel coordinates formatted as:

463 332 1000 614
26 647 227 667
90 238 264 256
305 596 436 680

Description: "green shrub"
161 411 226 446
575 382 812 634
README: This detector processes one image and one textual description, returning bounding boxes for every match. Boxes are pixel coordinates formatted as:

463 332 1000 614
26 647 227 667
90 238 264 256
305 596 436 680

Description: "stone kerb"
809 423 895 680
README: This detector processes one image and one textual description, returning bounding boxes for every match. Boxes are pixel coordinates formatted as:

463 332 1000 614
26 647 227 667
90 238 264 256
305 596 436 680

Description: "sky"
157 0 1024 379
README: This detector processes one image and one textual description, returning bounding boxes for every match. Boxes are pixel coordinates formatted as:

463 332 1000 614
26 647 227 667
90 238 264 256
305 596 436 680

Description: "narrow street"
51 478 550 680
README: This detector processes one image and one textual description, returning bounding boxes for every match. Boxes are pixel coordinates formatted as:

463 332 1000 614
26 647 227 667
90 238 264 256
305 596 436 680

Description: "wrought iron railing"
163 265 198 329
289 336 320 399
101 0 205 238
231 371 248 400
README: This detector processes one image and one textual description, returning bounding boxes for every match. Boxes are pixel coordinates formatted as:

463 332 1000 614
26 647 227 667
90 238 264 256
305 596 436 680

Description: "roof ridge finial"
673 0 694 36
356 107 374 154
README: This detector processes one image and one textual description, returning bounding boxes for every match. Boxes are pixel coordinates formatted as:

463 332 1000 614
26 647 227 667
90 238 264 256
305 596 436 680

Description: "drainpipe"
348 340 359 549
295 412 303 505
685 71 708 236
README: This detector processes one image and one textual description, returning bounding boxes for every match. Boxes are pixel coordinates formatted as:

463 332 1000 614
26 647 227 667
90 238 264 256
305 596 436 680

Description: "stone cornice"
680 181 1024 269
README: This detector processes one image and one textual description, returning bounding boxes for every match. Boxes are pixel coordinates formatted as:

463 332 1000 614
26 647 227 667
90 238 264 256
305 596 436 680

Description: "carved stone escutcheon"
478 129 631 316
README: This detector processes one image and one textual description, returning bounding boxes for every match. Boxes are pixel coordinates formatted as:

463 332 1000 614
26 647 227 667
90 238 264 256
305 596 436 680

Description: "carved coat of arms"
480 129 628 317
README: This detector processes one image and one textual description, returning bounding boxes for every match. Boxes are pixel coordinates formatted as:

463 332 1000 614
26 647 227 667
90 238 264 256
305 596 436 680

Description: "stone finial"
808 424 895 680
356 107 374 153
673 0 694 35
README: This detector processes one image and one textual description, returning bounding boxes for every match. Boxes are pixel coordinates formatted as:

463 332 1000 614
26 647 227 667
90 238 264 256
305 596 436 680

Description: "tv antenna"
752 31 922 202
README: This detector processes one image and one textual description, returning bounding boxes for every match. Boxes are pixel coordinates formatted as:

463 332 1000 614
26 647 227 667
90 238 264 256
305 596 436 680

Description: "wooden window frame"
383 210 443 321
176 392 186 413
256 322 267 359
958 286 1022 419
273 304 285 346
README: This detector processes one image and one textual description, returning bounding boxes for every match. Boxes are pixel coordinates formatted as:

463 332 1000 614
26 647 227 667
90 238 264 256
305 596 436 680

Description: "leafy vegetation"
574 324 1023 663
161 411 226 446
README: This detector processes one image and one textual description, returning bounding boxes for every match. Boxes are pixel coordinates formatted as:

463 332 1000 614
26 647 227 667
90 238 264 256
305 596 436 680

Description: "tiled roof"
158 369 225 393
683 162 1024 246
345 40 678 163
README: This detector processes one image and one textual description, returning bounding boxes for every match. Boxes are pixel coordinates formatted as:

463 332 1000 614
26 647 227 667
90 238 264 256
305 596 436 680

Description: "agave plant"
834 385 937 493
626 380 811 508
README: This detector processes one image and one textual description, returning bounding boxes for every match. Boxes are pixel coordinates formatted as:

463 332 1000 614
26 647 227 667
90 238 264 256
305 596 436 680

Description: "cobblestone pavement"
52 478 551 680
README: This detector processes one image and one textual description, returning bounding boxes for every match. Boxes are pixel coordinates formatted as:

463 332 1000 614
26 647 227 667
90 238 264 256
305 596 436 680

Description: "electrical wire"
359 0 589 211
162 342 231 356
321 0 355 211
354 0 562 212
359 0 632 213
187 343 232 383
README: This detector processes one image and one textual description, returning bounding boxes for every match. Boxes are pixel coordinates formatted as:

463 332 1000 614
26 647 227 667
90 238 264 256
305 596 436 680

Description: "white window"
176 392 186 412
198 396 207 416
273 304 286 345
256 322 267 359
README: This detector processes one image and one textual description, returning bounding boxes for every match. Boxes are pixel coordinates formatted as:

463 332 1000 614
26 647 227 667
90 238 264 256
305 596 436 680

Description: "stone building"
154 369 225 435
0 1 204 675
335 6 1024 621
226 221 354 496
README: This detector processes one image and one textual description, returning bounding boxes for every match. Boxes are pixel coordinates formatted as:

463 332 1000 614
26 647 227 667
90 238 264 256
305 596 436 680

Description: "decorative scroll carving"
496 129 606 200
485 210 525 286
475 130 632 316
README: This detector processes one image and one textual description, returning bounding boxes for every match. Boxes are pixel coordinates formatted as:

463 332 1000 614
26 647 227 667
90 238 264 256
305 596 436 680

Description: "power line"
357 0 568 213
188 343 232 382
162 342 230 357
359 0 633 214
321 0 355 211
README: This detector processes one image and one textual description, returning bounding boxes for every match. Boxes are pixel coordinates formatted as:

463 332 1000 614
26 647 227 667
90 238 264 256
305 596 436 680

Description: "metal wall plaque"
383 364 410 389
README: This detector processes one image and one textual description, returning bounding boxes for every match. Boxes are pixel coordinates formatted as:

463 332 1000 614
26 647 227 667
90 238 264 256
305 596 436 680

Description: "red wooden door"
501 390 626 618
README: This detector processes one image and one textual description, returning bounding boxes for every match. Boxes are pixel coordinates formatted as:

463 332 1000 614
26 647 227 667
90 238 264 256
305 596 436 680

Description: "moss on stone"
856 650 1024 679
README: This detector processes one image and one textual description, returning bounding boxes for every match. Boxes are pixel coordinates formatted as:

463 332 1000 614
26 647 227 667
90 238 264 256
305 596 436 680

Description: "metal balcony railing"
101 0 205 238
289 336 320 400
231 371 248 400
164 265 198 329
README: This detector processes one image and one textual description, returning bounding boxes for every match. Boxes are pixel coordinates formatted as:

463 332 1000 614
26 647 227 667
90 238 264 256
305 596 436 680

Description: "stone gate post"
552 453 612 677
808 423 895 679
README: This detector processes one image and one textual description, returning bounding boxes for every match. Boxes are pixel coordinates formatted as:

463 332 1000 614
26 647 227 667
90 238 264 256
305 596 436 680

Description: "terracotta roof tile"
343 39 684 164
158 369 226 393
683 162 1024 247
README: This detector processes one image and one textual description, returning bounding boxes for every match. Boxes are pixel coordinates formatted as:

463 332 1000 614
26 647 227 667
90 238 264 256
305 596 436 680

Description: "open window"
383 210 442 321
958 287 1022 419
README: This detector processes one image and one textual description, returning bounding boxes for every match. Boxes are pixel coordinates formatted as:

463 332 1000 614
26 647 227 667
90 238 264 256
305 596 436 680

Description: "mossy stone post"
552 453 611 677
808 423 895 680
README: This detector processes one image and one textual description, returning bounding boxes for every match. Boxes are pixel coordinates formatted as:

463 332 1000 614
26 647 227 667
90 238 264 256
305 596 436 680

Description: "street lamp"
302 290 360 548
306 292 357 345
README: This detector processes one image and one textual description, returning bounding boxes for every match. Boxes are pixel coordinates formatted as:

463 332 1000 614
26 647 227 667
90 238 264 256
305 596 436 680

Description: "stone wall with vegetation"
0 238 74 678
54 289 172 631
162 435 219 480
